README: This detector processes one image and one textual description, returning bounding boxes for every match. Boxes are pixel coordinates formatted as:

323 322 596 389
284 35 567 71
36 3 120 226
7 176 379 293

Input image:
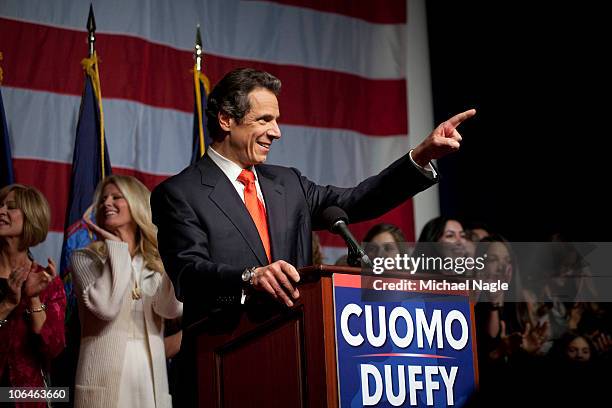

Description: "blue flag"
0 87 15 188
60 71 112 318
191 71 212 163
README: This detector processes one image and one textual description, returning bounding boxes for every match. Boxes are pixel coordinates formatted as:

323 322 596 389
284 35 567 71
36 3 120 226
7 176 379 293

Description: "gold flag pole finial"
87 4 96 58
195 24 203 72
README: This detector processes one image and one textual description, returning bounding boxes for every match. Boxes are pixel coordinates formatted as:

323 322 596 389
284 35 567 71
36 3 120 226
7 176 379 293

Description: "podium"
184 265 355 408
182 266 479 407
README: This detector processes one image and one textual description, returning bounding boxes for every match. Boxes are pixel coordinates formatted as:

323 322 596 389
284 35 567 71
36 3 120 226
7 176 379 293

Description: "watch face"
242 269 250 282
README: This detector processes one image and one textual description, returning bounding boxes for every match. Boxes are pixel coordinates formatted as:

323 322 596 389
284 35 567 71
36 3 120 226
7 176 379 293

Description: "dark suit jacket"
151 152 436 326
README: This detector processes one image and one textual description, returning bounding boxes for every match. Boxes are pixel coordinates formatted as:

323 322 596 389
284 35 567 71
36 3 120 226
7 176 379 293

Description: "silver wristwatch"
241 267 256 286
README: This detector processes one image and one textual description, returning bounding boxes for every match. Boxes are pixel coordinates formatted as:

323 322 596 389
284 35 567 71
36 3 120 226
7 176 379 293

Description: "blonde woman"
0 184 65 408
72 175 182 408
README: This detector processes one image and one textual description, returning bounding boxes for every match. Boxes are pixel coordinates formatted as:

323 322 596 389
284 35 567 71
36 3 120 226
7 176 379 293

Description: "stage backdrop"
0 0 437 265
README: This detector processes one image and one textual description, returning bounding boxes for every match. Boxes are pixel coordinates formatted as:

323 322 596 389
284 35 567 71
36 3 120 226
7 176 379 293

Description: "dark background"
426 2 610 241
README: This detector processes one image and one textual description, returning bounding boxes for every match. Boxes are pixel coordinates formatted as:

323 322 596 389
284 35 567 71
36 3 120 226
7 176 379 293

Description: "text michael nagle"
371 278 509 293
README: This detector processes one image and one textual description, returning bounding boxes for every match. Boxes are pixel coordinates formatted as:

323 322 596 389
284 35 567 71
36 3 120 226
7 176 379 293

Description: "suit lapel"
257 165 286 262
198 155 269 266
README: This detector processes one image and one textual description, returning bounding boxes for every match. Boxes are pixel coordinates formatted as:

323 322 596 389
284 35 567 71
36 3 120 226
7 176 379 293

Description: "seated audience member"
544 331 608 405
464 220 490 242
413 216 469 275
71 175 182 408
557 332 594 364
521 235 600 349
474 236 530 359
463 220 491 257
362 223 407 260
0 184 66 407
471 235 555 405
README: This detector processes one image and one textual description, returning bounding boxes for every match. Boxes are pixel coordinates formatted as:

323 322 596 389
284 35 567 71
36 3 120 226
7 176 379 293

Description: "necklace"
131 281 141 300
131 257 142 300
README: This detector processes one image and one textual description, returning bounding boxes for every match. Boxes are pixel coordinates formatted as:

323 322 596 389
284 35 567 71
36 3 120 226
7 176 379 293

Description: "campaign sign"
333 274 478 407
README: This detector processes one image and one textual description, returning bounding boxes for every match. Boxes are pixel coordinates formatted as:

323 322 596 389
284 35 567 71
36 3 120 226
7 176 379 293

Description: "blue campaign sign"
333 274 478 407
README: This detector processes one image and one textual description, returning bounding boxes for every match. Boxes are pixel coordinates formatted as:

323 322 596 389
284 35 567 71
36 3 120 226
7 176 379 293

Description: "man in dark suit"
151 68 475 325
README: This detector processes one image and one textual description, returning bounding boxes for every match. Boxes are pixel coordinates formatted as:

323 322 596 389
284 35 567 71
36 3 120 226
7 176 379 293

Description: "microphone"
321 206 373 268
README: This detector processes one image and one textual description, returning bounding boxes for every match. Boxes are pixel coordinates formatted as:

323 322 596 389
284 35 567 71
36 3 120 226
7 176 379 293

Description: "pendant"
131 286 141 300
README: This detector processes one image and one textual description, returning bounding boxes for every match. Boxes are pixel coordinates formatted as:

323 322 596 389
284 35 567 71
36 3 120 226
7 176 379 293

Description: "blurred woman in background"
362 223 407 260
413 216 469 275
0 184 66 408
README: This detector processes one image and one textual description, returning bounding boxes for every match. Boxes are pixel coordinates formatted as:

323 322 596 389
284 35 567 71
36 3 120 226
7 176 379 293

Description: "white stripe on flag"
0 0 405 79
5 87 408 184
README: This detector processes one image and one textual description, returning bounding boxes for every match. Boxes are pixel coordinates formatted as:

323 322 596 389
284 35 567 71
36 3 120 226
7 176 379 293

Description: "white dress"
117 255 157 407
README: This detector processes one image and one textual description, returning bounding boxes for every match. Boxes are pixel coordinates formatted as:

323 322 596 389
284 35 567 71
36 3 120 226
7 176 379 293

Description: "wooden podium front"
185 265 357 408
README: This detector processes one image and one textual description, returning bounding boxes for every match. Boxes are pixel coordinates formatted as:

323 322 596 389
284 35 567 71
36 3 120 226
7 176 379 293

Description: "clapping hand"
521 321 550 354
489 320 522 360
23 258 56 299
5 265 29 307
591 331 611 356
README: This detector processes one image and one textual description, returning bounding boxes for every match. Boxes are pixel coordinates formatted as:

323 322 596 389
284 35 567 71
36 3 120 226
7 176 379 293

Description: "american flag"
0 0 438 265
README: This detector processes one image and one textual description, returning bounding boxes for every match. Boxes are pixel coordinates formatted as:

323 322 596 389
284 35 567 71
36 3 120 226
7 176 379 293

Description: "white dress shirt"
208 147 267 207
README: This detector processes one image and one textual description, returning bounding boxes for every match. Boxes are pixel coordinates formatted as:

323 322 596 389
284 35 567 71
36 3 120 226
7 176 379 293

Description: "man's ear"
218 111 232 132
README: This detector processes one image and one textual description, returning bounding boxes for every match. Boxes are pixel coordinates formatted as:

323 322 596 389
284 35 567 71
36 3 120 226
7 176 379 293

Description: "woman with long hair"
0 184 65 408
72 175 182 407
413 216 469 275
362 223 407 260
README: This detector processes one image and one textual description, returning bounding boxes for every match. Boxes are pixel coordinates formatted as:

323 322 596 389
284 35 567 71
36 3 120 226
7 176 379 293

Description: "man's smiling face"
217 87 281 168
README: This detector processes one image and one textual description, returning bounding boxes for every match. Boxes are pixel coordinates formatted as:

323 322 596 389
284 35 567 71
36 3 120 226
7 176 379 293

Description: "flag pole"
194 25 206 158
86 4 107 179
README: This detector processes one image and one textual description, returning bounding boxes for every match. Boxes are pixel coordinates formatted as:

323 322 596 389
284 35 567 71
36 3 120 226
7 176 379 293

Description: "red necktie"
237 169 271 262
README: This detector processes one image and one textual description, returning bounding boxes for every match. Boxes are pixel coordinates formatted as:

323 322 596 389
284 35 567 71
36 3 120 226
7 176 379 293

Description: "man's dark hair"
206 68 281 142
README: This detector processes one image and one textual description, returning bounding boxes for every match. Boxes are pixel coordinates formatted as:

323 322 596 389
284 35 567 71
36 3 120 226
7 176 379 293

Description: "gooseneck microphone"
321 206 373 268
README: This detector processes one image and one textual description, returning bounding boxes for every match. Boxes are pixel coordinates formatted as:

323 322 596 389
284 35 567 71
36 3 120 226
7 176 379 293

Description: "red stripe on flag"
13 158 169 233
265 0 406 24
317 200 416 251
0 18 407 136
